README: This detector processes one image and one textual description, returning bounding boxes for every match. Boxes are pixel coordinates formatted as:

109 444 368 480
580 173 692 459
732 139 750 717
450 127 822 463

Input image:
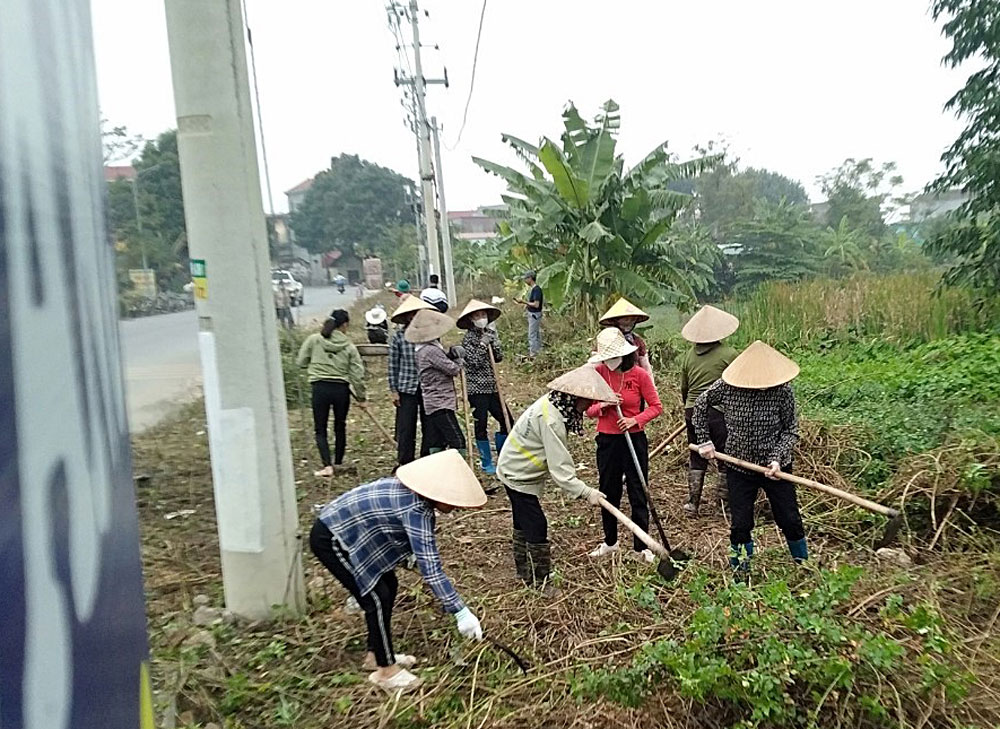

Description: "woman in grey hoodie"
297 309 367 477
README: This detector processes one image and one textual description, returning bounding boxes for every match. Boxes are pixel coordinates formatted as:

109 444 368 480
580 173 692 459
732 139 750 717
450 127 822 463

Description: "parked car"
271 269 304 306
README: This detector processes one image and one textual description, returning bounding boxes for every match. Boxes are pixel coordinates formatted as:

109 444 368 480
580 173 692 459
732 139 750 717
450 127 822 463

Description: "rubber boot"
494 432 507 459
714 469 729 504
512 529 530 585
729 541 754 584
526 541 560 597
476 440 496 475
787 537 809 563
683 470 706 517
428 447 442 455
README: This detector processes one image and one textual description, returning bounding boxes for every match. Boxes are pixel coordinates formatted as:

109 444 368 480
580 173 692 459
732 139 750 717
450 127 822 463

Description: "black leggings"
309 519 398 667
685 406 728 471
505 487 547 543
596 431 650 551
424 409 466 451
312 380 351 466
728 466 805 545
468 392 511 441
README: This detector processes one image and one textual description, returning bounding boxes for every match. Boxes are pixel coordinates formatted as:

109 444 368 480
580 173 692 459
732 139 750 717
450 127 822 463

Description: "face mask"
605 356 623 371
473 316 488 329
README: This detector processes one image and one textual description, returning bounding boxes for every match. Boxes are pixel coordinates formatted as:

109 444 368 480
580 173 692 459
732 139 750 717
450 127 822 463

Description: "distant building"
285 177 314 214
448 206 505 242
908 189 968 222
104 165 136 182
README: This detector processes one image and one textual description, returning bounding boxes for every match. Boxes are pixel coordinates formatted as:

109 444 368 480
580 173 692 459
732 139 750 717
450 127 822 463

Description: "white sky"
91 0 967 214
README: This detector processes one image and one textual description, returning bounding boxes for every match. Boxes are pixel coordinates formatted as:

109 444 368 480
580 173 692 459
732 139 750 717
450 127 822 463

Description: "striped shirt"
318 477 464 613
388 328 420 395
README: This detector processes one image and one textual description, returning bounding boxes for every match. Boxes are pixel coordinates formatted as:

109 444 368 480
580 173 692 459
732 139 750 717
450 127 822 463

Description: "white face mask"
473 316 488 329
605 356 623 371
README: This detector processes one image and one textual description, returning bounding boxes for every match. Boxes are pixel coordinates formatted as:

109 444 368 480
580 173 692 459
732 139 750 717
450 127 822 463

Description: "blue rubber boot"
494 432 508 459
728 541 754 583
476 440 496 475
787 537 809 563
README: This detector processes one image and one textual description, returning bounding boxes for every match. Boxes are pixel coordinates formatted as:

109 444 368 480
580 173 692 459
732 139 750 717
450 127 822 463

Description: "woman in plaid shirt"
456 299 512 476
309 451 486 693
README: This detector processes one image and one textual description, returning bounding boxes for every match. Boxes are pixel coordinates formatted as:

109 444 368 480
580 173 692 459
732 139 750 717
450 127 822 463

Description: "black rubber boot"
714 469 728 504
683 469 706 517
526 541 560 597
512 529 530 585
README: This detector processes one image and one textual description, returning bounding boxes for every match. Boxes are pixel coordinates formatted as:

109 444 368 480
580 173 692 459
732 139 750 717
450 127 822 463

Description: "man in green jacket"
678 305 740 516
297 309 367 477
496 364 616 595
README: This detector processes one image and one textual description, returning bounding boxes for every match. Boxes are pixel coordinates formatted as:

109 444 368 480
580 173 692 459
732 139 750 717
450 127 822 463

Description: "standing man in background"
420 274 449 313
515 270 543 358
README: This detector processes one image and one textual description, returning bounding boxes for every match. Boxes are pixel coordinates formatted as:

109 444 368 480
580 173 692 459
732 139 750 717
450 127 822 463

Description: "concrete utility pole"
163 0 304 619
408 0 440 280
431 117 457 307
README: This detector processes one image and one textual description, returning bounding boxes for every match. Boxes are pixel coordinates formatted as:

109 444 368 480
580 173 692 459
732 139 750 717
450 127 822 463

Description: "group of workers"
297 281 807 693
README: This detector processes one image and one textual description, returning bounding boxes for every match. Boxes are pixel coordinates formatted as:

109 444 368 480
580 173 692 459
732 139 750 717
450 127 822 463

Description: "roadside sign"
128 268 157 299
190 258 208 300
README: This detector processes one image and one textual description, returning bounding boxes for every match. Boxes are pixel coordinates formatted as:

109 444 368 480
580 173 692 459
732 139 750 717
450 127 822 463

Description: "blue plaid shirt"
318 477 465 613
388 328 420 396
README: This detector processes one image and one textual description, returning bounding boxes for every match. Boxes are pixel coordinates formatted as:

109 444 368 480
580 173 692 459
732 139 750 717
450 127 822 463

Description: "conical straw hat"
599 297 650 325
391 295 436 324
396 449 487 508
404 309 455 343
547 364 618 402
681 304 740 343
456 298 501 329
587 327 638 364
722 340 800 389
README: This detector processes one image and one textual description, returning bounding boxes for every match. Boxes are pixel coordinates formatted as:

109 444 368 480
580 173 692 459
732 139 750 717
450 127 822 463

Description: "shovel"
597 497 681 582
359 404 396 448
649 422 686 460
690 445 904 548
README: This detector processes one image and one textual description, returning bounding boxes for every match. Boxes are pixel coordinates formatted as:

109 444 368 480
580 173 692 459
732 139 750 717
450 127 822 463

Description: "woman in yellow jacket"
297 309 367 477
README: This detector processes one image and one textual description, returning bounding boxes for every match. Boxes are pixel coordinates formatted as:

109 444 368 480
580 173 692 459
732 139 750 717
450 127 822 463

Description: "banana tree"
473 100 721 323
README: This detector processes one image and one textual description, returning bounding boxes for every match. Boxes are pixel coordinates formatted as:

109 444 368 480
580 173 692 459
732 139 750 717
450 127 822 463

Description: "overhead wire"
446 0 487 150
241 0 275 214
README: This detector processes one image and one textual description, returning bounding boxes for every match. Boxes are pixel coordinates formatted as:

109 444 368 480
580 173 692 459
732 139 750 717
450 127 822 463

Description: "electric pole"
431 117 457 307
163 0 304 619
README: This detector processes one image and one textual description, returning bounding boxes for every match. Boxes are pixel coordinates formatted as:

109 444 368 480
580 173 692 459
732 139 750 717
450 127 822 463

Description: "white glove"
586 488 606 506
454 607 483 640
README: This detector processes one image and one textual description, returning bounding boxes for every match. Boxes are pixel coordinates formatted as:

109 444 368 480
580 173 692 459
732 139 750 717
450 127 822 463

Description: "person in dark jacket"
388 295 436 465
310 450 486 693
297 309 366 477
405 309 467 457
679 305 740 516
456 298 511 475
693 340 807 579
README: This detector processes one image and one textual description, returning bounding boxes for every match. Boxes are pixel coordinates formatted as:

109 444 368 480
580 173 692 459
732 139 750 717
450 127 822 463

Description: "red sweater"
585 363 663 434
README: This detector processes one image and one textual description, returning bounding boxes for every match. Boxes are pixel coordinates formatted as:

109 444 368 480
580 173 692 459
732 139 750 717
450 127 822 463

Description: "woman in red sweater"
585 328 663 562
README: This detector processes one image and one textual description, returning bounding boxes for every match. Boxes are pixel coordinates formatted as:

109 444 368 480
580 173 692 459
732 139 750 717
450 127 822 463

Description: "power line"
447 0 487 150
241 0 275 215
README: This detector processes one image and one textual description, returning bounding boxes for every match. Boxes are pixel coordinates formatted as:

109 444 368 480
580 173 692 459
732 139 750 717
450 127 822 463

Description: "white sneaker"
369 668 422 693
363 653 417 671
588 541 619 558
631 549 656 564
344 596 361 614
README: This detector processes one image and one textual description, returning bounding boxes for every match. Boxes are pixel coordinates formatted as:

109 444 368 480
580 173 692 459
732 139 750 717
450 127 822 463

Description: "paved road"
120 285 363 432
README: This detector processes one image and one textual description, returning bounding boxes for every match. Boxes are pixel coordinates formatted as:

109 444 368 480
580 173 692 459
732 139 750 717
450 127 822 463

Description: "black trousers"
505 487 547 543
309 519 398 667
468 392 511 441
728 466 805 545
312 380 351 466
395 391 429 465
685 406 728 471
597 431 650 551
424 409 466 451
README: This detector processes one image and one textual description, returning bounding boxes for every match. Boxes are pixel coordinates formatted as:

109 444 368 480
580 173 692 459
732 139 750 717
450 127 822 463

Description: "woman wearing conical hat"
310 450 487 693
457 299 512 476
679 305 740 516
388 295 437 465
496 364 615 595
406 309 468 457
599 297 654 380
584 328 663 563
693 341 808 579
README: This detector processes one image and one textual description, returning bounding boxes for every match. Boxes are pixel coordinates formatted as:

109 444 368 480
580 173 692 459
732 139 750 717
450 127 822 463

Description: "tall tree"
474 100 721 321
101 117 142 165
107 129 188 291
289 154 415 255
817 158 902 240
726 199 824 292
927 0 1000 291
695 165 809 234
